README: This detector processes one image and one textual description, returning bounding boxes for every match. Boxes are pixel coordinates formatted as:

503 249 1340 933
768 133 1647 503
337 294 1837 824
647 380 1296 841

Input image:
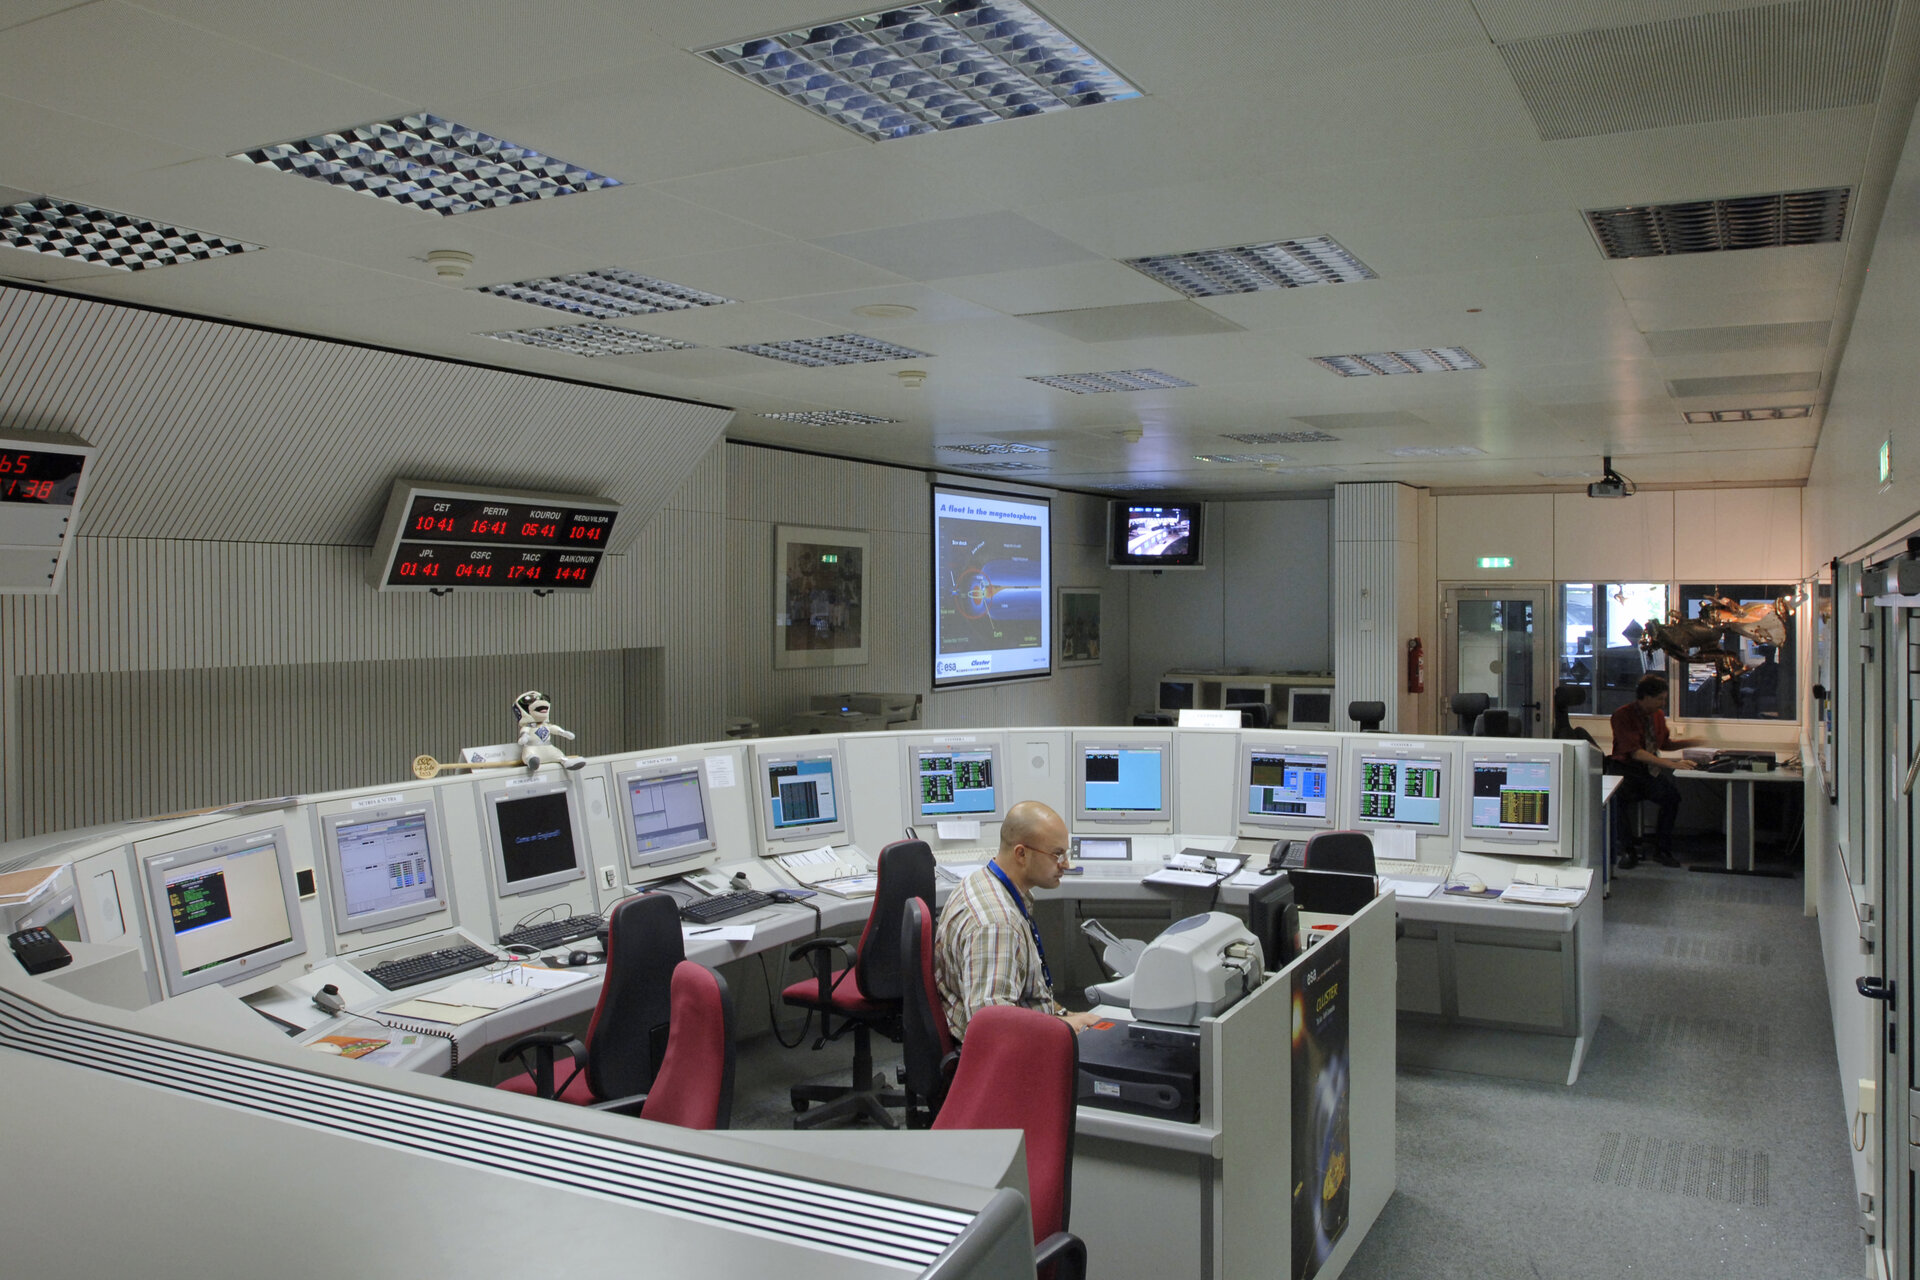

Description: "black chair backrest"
854 840 936 1002
1302 829 1376 875
1226 701 1273 728
585 892 684 1101
1450 691 1489 735
1348 700 1386 732
899 896 951 1111
1476 708 1512 736
1551 684 1595 743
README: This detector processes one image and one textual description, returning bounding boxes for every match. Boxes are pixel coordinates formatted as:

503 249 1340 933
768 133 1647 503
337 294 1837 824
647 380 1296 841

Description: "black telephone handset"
8 926 73 976
1263 840 1300 875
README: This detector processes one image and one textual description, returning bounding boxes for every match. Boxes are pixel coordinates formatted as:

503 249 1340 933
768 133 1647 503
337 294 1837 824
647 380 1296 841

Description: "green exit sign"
1880 438 1893 486
1478 556 1513 569
820 553 839 563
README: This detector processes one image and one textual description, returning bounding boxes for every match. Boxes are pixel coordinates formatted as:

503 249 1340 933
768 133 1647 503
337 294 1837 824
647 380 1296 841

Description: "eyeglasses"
1019 843 1071 866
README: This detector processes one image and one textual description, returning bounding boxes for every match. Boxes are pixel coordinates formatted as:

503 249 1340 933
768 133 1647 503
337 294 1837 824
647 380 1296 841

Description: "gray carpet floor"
730 846 1864 1278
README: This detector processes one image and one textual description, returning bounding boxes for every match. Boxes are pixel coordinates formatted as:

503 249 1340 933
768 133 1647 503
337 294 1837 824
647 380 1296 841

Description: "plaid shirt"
934 863 1062 1042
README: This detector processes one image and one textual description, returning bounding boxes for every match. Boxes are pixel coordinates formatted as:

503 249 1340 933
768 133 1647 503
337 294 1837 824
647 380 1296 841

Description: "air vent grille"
950 460 1042 472
730 333 928 367
480 325 697 357
1586 188 1848 259
757 410 900 426
938 441 1050 454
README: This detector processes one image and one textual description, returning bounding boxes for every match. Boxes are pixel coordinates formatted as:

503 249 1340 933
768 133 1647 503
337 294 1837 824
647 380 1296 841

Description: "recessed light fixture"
480 268 733 318
1194 453 1288 464
698 1 1140 142
480 324 697 357
952 460 1044 472
1586 187 1849 259
852 302 918 319
939 441 1052 454
1264 465 1347 477
731 333 930 367
757 410 902 426
235 114 620 215
1222 429 1339 444
1123 236 1375 297
0 196 259 271
1028 369 1194 394
1682 405 1814 423
1313 349 1483 376
1385 445 1486 458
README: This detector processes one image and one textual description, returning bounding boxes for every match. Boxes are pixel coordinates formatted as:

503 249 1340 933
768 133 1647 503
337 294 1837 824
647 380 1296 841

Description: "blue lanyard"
986 861 1053 992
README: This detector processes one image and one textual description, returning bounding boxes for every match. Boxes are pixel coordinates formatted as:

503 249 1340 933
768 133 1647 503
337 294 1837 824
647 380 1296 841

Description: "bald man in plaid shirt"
934 800 1103 1042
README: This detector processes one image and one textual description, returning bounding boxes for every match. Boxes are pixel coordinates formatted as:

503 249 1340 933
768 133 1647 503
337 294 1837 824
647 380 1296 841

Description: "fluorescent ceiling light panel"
730 333 929 366
1122 236 1376 297
1312 348 1483 376
1194 453 1288 464
0 197 259 271
1027 369 1194 394
938 441 1051 454
1222 429 1338 444
1385 445 1485 458
235 114 620 216
1682 406 1814 423
1586 187 1848 259
479 269 733 318
480 324 697 357
699 1 1140 143
950 460 1043 472
758 410 901 425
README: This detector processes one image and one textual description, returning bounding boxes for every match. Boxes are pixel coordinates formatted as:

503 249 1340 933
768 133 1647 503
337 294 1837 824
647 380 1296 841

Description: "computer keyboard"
681 889 776 925
1383 862 1455 880
363 942 497 990
933 847 997 865
497 913 604 951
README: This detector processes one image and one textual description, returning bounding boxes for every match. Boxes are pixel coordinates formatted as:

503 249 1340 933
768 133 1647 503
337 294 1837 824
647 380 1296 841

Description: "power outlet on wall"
598 865 618 891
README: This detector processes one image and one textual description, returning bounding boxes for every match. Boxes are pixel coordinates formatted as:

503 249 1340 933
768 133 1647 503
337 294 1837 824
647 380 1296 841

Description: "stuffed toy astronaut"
513 690 586 772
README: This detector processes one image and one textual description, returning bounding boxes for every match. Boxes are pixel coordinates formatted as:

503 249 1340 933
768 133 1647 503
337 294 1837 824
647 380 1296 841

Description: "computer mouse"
1450 874 1486 894
566 950 597 967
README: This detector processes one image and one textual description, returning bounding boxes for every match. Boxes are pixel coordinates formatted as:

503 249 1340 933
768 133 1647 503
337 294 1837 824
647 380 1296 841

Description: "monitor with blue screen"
1072 737 1173 826
755 744 850 848
1459 749 1563 855
1238 740 1337 834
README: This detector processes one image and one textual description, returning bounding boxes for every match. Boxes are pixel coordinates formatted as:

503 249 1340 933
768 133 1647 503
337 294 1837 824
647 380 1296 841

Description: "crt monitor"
1347 743 1454 838
755 744 849 848
1073 737 1173 826
483 780 587 897
1223 683 1268 706
1239 740 1337 834
1461 749 1564 854
1158 680 1197 711
320 800 448 939
1288 688 1334 729
908 739 1006 825
141 826 307 997
614 758 721 879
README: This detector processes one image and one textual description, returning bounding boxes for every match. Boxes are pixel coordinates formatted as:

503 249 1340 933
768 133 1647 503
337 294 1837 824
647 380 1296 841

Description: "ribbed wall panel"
1333 484 1414 732
0 286 730 551
18 649 639 834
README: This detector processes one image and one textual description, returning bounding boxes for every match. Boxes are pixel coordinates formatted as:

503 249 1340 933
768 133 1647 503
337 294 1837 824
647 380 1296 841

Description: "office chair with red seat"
783 838 935 1129
934 1005 1087 1280
494 891 683 1110
1302 829 1376 876
900 894 958 1127
635 960 735 1129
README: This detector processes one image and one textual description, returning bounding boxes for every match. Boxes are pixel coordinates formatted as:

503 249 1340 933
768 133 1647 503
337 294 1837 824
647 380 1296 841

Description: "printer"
1078 913 1265 1123
784 691 923 735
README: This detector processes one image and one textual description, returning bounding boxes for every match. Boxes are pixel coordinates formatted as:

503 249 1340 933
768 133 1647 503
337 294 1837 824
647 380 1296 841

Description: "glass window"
1672 584 1797 721
1558 584 1668 716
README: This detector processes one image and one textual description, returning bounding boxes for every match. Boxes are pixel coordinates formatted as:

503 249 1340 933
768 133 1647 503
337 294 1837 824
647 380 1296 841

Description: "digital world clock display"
368 480 621 594
0 449 87 505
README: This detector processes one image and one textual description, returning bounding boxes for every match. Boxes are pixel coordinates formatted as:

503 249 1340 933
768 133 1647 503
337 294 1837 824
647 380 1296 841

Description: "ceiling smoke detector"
426 249 474 280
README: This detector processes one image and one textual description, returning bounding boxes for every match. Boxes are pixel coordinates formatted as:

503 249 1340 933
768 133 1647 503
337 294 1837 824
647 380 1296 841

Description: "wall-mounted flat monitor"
320 799 449 940
1345 742 1454 839
1158 680 1197 712
483 780 587 898
1108 501 1204 569
906 737 1006 827
755 744 850 849
1238 740 1338 835
1288 688 1334 730
142 827 307 997
1460 749 1564 857
1073 736 1174 827
614 758 721 881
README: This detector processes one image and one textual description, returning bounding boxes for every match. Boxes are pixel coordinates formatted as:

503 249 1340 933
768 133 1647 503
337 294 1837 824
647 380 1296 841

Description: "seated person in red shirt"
1609 674 1703 868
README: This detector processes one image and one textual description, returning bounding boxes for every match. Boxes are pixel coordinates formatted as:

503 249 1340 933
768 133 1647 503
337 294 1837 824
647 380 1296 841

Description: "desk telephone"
1262 841 1306 874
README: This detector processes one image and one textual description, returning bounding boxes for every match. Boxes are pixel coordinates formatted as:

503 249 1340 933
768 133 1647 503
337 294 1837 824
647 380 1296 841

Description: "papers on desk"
486 965 594 992
1380 877 1441 899
812 873 879 898
1497 883 1586 907
682 923 757 943
1228 868 1284 888
1142 852 1242 889
777 845 869 886
376 970 587 1025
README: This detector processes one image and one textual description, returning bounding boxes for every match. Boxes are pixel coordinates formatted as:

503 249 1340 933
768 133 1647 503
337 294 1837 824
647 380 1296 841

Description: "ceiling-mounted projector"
1586 456 1634 499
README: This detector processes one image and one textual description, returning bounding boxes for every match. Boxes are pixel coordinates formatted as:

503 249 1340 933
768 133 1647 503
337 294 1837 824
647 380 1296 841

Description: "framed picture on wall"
774 526 870 669
1058 587 1101 666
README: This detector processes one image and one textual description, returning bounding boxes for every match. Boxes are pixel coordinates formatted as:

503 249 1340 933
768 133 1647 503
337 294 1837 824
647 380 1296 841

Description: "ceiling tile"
1017 301 1244 343
812 211 1101 282
0 95 202 196
628 240 910 303
1642 321 1832 357
1667 372 1822 398
936 260 1173 315
769 284 1002 330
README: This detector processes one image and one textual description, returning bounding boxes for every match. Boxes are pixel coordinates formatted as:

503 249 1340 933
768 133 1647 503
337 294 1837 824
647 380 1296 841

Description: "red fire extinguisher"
1407 637 1425 694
